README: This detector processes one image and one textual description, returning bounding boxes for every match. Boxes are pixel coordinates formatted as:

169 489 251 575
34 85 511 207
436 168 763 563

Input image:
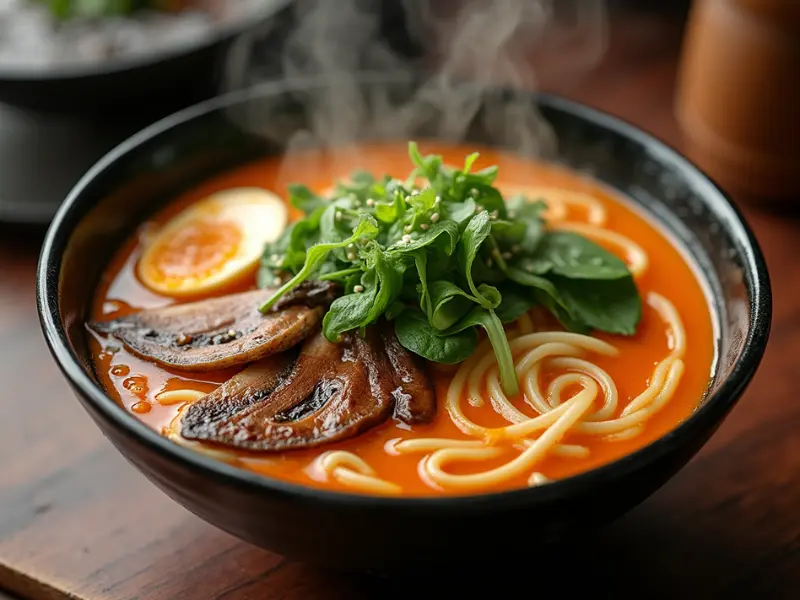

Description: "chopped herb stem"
319 268 362 281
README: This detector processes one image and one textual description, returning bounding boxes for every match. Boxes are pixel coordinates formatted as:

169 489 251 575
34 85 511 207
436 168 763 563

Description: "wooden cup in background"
675 0 800 205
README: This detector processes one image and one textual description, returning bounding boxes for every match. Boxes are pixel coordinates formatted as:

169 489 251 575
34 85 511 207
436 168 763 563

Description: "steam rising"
223 0 608 163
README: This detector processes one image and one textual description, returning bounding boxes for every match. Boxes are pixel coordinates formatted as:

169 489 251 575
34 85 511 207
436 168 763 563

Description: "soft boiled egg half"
137 187 288 297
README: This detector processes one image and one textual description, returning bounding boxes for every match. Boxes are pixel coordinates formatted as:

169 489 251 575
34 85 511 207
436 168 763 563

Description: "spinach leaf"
440 198 477 224
375 192 407 223
259 215 379 312
408 142 442 183
445 306 519 395
258 204 325 285
322 245 404 340
428 281 474 330
490 219 526 246
506 196 546 253
471 254 506 285
407 187 438 213
363 247 404 324
528 231 630 280
458 211 496 308
389 220 460 256
506 266 589 333
385 300 406 321
395 310 478 364
551 275 642 335
287 184 326 214
465 182 506 218
494 285 538 324
463 152 480 173
413 250 432 316
322 285 378 340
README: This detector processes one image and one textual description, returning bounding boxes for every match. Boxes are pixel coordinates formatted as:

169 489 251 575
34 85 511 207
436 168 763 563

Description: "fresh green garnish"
258 142 642 396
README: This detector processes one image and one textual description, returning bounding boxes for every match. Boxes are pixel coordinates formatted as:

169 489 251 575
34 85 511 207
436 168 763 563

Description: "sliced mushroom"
272 280 340 310
381 326 437 424
89 282 339 371
181 328 398 451
178 351 296 431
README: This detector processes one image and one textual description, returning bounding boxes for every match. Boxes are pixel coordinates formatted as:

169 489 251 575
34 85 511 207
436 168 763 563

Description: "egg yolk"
146 218 242 282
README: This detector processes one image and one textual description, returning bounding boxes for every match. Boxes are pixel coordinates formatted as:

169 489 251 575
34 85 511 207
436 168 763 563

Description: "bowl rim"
0 0 290 83
37 73 772 510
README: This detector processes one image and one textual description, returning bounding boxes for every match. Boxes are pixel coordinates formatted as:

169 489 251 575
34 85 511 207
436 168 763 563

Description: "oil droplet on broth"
111 365 130 377
122 376 147 396
132 401 152 414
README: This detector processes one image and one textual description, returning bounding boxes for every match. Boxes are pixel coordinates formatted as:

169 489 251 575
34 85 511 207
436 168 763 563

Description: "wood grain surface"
2 13 799 600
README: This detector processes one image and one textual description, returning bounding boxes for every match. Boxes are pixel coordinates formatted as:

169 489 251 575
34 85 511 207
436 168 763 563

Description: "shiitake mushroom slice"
89 282 339 371
179 324 436 451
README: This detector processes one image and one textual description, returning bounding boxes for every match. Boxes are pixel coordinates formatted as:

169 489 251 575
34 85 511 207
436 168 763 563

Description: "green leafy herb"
517 231 630 280
445 305 518 395
395 309 478 364
429 281 474 330
257 142 643 396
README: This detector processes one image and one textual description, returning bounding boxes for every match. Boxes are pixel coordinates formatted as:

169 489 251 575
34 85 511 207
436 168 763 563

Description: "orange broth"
89 141 716 496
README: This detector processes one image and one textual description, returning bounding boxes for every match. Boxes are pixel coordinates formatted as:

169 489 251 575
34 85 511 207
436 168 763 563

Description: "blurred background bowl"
0 0 294 118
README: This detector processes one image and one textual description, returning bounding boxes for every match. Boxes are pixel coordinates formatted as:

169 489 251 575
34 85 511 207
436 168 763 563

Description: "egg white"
137 187 288 297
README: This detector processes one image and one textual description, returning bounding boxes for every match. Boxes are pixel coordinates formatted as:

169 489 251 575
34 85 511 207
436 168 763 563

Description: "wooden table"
2 13 799 600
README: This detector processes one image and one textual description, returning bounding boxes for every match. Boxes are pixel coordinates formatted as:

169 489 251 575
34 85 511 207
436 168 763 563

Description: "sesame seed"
404 225 412 233
347 243 355 250
430 212 440 222
419 223 430 230
508 210 517 219
335 211 342 221
435 196 441 203
511 244 521 253
492 248 501 258
270 254 279 262
366 199 375 207
347 252 356 261
502 251 512 260
402 234 412 243
274 276 283 285
411 189 420 196
475 204 484 213
353 285 365 293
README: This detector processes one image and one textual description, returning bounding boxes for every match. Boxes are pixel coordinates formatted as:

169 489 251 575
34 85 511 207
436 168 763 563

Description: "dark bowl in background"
0 0 294 118
36 74 770 571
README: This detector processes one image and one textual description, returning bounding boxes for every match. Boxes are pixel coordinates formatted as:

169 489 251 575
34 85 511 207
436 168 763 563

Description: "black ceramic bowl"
37 74 771 571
